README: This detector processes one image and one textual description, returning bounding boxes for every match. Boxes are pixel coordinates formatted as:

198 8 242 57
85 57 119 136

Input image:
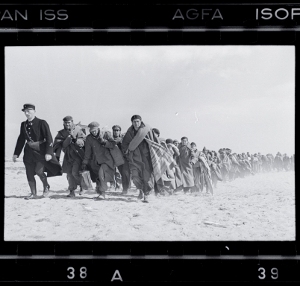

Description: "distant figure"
178 137 194 193
112 125 130 194
13 103 62 199
291 154 295 170
190 142 202 192
166 138 183 192
283 154 291 171
274 152 283 171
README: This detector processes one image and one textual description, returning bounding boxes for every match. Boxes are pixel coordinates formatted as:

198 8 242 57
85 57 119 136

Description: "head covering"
166 138 173 144
112 125 121 131
22 103 35 111
181 136 188 141
152 128 160 136
131 115 142 122
63 116 73 122
88 121 100 131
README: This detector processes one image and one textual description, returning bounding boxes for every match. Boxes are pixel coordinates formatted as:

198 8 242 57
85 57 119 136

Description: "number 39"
258 267 278 280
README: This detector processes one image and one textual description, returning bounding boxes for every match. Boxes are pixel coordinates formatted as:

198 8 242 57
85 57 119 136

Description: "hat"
21 103 35 111
181 136 188 141
63 116 73 122
88 121 100 131
153 128 160 136
112 125 121 131
166 138 173 144
131 115 142 122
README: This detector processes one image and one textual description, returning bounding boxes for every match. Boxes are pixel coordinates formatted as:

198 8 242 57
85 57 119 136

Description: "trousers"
24 161 49 193
66 160 82 191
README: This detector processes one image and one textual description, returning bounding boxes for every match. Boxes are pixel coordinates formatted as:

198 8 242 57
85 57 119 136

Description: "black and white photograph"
4 45 295 241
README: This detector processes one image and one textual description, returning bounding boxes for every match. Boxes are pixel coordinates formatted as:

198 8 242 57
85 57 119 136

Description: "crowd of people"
12 103 295 202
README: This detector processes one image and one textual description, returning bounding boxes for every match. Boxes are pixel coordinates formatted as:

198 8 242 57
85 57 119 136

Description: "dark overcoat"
13 117 62 177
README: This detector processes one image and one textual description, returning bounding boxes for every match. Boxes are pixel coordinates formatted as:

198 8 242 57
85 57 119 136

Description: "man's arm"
40 120 55 156
13 123 26 158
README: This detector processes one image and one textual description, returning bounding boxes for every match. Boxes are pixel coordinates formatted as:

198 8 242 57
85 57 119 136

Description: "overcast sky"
5 45 295 158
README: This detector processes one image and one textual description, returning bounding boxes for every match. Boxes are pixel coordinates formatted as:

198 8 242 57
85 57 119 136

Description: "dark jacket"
53 125 86 173
82 131 116 170
13 117 62 177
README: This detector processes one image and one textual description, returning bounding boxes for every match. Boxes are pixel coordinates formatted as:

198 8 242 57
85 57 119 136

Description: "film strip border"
0 4 299 53
0 242 299 282
1 257 300 282
1 2 299 283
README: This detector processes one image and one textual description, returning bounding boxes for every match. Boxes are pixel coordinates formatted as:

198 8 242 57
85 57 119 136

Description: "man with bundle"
53 116 87 197
13 103 62 199
81 122 121 200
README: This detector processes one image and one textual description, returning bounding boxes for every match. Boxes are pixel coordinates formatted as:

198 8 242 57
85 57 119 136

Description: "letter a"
212 9 224 20
172 9 184 20
111 270 123 282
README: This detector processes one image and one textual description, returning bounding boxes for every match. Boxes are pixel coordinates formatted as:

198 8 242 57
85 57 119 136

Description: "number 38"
67 267 87 279
258 267 278 280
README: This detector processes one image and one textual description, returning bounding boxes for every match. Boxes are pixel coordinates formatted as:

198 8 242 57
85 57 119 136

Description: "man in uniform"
112 125 131 194
81 122 117 200
53 116 86 197
13 103 62 199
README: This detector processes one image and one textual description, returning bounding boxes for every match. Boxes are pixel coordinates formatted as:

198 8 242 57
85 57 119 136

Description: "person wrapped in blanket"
190 143 213 195
164 138 183 194
121 115 173 202
81 121 124 200
152 129 177 196
172 139 183 191
209 150 223 188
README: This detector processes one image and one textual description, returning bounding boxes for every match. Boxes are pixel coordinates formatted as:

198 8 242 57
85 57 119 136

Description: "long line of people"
13 104 294 202
54 116 294 202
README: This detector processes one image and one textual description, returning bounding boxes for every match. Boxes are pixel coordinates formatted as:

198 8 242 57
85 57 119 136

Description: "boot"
67 189 76 197
43 184 50 198
41 177 50 198
25 181 38 200
94 191 105 200
79 186 85 195
137 189 144 200
122 189 128 195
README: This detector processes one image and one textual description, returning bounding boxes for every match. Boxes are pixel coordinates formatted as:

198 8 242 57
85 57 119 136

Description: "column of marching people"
13 103 295 202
